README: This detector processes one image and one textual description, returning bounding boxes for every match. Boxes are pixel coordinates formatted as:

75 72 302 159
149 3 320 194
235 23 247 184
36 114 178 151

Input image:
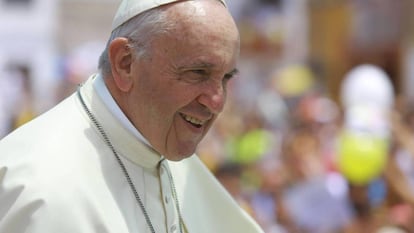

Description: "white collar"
92 73 152 147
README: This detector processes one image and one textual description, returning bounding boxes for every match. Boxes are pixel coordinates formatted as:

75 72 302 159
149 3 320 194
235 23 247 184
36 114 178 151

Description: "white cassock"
0 74 264 233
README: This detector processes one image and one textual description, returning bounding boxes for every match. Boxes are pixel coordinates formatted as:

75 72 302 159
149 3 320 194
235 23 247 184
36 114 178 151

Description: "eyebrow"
178 62 239 76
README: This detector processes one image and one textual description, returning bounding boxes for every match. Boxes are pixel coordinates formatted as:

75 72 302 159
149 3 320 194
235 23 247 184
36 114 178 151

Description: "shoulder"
0 145 123 232
0 93 98 165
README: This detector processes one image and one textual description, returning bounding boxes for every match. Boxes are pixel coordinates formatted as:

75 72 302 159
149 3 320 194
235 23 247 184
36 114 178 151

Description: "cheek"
145 88 184 129
163 83 199 109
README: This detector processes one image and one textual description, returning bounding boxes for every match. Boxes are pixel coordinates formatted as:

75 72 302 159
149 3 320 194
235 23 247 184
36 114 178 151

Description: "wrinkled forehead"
112 0 227 31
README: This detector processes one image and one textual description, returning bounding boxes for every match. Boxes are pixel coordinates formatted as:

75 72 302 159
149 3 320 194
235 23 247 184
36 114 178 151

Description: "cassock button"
170 224 177 232
165 195 170 204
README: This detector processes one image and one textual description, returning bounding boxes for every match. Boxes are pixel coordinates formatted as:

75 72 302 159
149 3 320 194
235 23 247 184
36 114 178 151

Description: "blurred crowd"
3 57 414 233
197 62 414 233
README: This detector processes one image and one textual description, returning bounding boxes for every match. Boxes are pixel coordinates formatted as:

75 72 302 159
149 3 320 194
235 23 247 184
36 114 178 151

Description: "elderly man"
0 0 264 233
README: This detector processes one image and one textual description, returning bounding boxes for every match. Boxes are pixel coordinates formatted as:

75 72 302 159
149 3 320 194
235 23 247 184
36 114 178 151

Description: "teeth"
181 114 204 126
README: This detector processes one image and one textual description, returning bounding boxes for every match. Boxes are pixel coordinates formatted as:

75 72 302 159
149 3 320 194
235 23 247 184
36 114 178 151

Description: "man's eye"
179 70 208 84
192 69 207 75
223 73 233 81
223 73 236 84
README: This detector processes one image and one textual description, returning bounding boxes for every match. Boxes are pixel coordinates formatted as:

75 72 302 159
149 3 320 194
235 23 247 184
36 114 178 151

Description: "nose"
198 81 226 114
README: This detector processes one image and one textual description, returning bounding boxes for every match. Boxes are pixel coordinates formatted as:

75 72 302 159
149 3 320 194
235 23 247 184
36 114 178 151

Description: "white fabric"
112 0 227 30
93 74 151 146
0 75 264 233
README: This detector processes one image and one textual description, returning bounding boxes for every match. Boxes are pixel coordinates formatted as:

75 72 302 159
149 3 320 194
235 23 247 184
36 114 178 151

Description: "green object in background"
233 129 272 164
338 131 388 185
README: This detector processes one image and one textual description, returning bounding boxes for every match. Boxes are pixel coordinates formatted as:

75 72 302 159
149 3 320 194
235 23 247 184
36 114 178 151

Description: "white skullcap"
112 0 227 31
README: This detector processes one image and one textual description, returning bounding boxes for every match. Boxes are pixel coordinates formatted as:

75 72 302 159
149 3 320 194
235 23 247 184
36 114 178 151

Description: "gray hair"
98 7 174 77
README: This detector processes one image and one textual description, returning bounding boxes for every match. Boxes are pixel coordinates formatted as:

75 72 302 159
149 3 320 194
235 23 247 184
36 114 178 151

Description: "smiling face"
119 0 240 160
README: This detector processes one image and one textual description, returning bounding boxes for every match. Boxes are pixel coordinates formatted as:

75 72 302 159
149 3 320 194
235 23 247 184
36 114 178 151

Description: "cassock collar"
78 74 163 170
93 73 151 146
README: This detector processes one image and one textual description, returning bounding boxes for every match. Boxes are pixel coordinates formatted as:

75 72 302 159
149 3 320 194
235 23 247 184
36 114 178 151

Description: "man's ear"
108 37 134 92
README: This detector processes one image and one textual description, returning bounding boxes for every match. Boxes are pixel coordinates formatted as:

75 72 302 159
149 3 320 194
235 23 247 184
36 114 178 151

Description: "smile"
180 113 205 128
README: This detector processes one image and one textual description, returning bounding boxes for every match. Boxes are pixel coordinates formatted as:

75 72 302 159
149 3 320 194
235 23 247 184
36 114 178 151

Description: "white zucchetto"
112 0 227 31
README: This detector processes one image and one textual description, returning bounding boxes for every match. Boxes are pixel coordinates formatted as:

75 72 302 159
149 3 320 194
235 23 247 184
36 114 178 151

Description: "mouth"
180 113 206 129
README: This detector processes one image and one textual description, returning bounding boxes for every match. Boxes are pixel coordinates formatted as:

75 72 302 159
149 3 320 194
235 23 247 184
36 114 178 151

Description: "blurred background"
2 0 414 232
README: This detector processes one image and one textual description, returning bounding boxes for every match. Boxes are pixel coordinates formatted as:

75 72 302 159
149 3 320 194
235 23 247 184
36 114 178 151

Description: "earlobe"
108 37 134 92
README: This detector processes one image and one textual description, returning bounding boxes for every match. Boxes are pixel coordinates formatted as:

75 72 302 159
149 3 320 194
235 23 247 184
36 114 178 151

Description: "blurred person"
0 0 264 233
377 204 414 233
10 65 36 129
214 162 255 216
391 100 414 189
344 183 382 233
0 67 19 138
56 41 106 102
250 157 292 233
280 126 354 233
374 112 414 232
0 64 34 139
342 158 414 233
294 93 342 173
342 112 414 233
